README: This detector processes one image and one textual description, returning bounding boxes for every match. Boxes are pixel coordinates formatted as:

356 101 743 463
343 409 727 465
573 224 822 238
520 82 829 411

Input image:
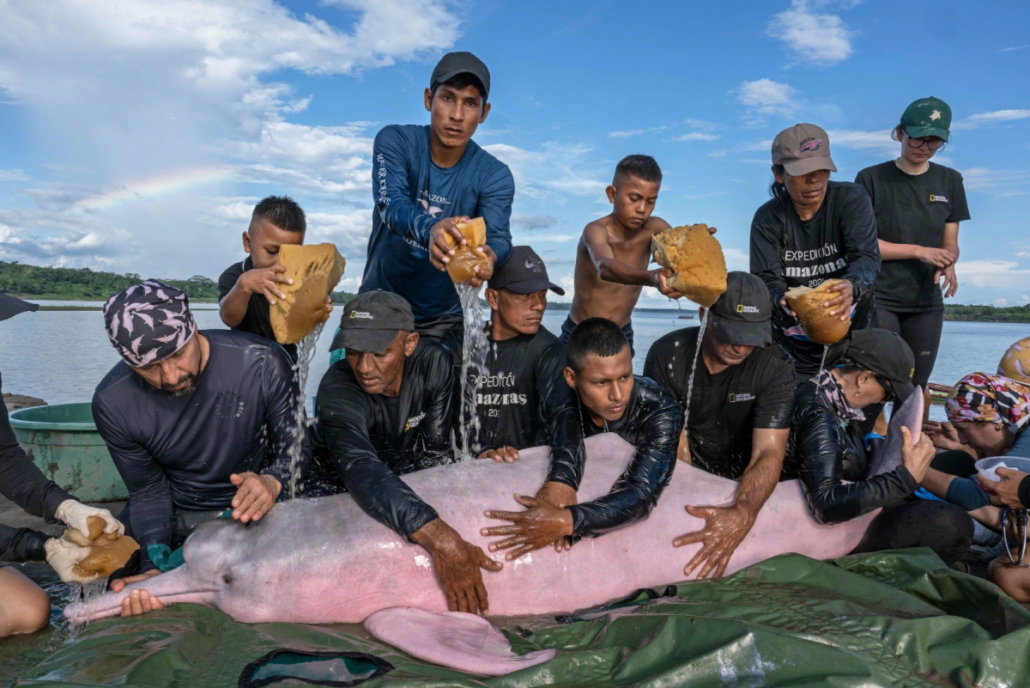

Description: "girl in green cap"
855 97 970 401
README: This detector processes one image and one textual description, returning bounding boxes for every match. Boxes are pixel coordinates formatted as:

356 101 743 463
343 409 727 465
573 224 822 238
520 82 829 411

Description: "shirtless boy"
559 155 681 355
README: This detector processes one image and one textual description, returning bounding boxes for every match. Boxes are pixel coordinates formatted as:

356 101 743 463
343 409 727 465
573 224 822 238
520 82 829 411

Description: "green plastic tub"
9 403 128 502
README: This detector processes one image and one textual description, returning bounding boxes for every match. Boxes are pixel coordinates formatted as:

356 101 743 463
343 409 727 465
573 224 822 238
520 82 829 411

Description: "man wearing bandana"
92 281 301 612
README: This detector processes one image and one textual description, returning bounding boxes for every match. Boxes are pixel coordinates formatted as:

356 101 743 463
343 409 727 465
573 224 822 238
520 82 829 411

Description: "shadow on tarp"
12 549 1030 688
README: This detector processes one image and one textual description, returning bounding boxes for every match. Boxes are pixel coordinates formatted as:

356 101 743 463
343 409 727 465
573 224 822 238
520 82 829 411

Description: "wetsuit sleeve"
92 395 172 572
373 126 439 246
479 164 515 267
749 203 789 309
257 346 306 487
420 349 457 462
568 398 682 538
536 340 572 429
0 524 48 562
545 403 586 490
0 385 72 521
839 187 881 297
318 383 439 539
794 386 918 524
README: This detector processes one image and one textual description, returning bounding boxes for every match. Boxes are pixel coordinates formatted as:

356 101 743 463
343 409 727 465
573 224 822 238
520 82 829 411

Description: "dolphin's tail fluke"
64 564 213 624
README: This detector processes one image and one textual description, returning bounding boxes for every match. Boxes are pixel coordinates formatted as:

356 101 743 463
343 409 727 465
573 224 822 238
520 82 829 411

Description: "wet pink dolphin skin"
65 426 906 625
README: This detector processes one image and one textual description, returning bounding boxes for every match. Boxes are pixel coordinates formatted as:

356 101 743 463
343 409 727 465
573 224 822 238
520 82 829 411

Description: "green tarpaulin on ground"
12 549 1030 687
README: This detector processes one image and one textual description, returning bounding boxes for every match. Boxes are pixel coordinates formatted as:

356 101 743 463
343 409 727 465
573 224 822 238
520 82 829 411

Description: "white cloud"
960 167 1030 195
484 143 607 200
306 209 373 255
608 126 669 139
0 169 29 182
825 129 896 155
767 0 856 66
734 79 799 123
956 260 1030 290
995 298 1009 307
1000 46 1030 53
952 109 1030 131
672 132 719 142
723 247 750 272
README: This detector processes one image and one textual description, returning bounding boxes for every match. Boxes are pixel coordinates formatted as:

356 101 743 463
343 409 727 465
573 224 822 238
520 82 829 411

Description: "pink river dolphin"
66 389 922 675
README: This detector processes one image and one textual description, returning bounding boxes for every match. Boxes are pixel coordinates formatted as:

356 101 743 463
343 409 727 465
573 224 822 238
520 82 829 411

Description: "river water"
2 302 1028 422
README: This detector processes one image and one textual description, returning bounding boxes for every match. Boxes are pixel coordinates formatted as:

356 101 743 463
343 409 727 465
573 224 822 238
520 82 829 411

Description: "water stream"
682 310 710 433
287 323 324 498
453 283 489 461
818 345 829 374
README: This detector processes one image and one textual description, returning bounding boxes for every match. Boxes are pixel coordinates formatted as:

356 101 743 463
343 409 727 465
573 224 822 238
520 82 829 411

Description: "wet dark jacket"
547 376 683 539
786 380 918 524
0 372 71 561
315 339 455 539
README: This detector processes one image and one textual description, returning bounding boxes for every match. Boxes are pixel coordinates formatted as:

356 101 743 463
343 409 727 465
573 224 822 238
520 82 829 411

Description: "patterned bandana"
103 280 197 367
945 372 1030 434
814 368 866 422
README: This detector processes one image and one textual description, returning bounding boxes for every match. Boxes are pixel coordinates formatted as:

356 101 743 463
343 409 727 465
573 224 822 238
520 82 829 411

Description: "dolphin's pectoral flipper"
869 385 924 478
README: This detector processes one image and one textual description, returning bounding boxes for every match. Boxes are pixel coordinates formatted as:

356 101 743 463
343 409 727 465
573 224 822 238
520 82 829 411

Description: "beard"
162 374 198 397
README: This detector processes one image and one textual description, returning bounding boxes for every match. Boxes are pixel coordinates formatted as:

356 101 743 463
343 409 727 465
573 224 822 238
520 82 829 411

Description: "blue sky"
0 0 1028 307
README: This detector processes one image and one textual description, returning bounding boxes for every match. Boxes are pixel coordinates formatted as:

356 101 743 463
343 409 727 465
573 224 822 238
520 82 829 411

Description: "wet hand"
44 538 93 583
467 245 496 288
239 265 292 305
922 421 964 452
916 246 957 269
428 216 472 271
120 587 165 618
482 494 574 560
657 269 684 299
779 298 796 318
979 467 1029 509
822 280 854 319
900 427 935 482
412 519 501 615
535 481 578 552
111 568 161 594
936 265 958 298
230 472 282 523
55 499 124 538
674 504 755 579
322 295 334 320
478 446 520 463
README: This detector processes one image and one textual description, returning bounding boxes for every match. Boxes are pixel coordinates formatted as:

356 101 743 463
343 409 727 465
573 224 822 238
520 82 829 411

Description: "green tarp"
11 549 1030 687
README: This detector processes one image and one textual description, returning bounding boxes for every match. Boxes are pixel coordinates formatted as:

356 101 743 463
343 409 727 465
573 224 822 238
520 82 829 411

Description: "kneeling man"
316 291 502 615
483 317 683 557
643 272 795 578
477 246 570 461
94 281 300 596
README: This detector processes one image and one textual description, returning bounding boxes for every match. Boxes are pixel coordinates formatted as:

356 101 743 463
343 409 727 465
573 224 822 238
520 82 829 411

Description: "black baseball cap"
431 51 490 99
707 272 772 348
329 290 416 354
488 246 564 295
0 294 39 322
842 329 916 402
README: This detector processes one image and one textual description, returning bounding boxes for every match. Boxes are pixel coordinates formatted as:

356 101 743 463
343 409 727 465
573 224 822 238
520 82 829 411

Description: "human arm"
582 223 667 289
0 392 73 521
417 345 458 464
373 126 442 247
0 524 49 562
838 188 881 299
219 264 292 328
477 164 515 270
936 222 960 298
410 518 502 614
544 403 587 491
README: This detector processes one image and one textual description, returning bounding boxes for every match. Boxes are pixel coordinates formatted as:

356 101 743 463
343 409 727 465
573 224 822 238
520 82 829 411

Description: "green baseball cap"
900 97 952 141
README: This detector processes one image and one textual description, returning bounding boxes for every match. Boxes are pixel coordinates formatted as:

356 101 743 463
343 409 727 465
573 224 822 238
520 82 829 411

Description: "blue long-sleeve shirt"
360 124 515 323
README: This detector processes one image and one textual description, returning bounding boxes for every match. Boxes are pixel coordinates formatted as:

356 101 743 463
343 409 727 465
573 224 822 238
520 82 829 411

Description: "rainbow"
75 166 236 211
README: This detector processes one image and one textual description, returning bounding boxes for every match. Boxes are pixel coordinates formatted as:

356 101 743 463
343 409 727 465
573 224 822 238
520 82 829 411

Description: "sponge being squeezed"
651 224 727 308
270 244 346 344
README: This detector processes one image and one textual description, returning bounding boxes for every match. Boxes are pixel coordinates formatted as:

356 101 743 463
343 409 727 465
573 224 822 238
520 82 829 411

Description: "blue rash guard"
360 124 515 324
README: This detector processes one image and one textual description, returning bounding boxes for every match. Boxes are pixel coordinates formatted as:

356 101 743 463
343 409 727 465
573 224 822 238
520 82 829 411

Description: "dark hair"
891 124 907 142
431 73 487 104
253 195 306 233
768 164 789 200
614 155 662 185
834 361 895 400
567 317 629 373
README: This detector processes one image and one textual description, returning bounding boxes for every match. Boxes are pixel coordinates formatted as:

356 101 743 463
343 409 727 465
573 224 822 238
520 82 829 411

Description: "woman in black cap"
856 97 969 400
784 328 974 564
750 124 881 383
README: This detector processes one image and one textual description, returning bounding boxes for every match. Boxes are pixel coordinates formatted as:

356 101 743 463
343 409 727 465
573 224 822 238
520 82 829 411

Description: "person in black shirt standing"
315 291 502 616
644 272 795 578
218 195 333 362
855 97 969 394
750 124 881 381
476 246 570 461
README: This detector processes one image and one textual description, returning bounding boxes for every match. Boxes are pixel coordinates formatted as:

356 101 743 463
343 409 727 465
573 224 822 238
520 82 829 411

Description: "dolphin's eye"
221 573 233 585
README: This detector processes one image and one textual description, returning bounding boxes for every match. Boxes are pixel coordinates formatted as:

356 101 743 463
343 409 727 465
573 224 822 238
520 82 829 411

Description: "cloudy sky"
0 0 1028 306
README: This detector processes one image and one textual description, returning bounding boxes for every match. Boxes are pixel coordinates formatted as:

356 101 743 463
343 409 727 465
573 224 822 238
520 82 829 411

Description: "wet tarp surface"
11 549 1030 688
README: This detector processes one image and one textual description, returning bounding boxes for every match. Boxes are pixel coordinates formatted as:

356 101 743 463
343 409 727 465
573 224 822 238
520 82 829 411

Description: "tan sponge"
785 279 851 345
270 244 346 344
444 217 490 284
63 516 139 581
651 224 727 308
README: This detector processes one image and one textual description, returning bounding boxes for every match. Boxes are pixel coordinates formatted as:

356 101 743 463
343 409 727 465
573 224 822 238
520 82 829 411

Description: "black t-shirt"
750 181 881 376
218 257 298 362
314 339 456 539
475 326 570 451
644 327 795 480
855 161 970 312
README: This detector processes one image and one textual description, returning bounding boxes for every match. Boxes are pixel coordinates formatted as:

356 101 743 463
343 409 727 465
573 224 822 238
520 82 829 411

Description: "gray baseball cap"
772 123 837 176
708 272 772 348
431 51 490 99
330 290 415 354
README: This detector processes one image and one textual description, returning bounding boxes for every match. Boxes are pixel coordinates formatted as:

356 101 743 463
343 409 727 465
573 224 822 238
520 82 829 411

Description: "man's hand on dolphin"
479 446 520 463
411 518 501 615
673 504 755 579
534 481 578 552
230 472 282 523
482 494 574 559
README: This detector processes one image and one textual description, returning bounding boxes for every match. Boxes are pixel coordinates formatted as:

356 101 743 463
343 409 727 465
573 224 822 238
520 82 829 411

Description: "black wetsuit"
786 380 973 563
92 330 301 571
218 257 298 362
0 373 72 562
476 327 570 451
546 376 683 539
644 327 795 480
313 339 455 539
750 182 881 378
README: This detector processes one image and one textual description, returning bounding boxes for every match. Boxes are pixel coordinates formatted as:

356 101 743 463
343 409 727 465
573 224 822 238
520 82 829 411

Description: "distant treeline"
944 303 1030 323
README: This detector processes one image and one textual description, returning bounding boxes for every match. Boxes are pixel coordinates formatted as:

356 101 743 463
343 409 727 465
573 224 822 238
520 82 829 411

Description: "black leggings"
851 499 974 565
875 309 944 390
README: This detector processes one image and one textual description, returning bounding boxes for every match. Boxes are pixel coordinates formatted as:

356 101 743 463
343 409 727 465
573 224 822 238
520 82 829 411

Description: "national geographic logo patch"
350 311 374 319
736 305 761 314
929 194 949 203
728 392 755 402
404 412 426 432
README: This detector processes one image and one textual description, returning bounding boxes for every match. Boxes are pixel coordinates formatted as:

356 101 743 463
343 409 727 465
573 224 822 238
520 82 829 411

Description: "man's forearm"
219 285 251 327
597 259 654 286
734 447 783 517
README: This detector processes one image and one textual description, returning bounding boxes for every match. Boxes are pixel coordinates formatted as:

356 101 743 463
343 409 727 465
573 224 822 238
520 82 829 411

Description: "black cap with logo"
488 246 565 295
329 290 416 354
431 52 491 99
842 329 916 402
708 272 772 348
